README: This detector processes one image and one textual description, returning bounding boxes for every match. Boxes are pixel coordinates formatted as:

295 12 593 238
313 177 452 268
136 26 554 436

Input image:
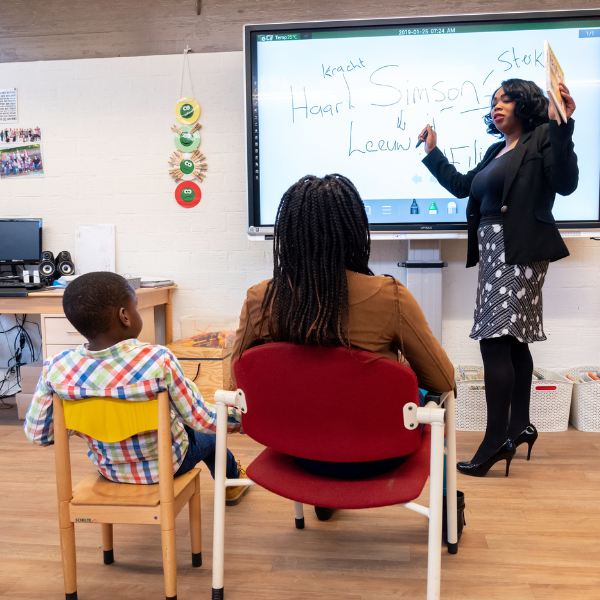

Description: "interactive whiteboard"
244 11 600 235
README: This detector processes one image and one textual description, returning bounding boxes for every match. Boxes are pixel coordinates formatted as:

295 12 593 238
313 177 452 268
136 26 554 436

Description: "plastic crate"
561 365 600 432
455 365 573 433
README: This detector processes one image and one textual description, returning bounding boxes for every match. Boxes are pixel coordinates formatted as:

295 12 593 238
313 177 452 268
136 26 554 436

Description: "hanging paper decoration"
168 149 207 183
169 46 207 208
175 181 201 208
172 123 201 152
175 97 201 125
175 47 201 123
171 123 201 136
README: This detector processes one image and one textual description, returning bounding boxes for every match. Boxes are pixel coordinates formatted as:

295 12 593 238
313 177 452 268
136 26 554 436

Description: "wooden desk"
0 286 176 359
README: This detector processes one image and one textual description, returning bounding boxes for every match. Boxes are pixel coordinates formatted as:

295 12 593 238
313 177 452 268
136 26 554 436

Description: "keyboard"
0 281 43 290
0 285 27 297
0 280 22 287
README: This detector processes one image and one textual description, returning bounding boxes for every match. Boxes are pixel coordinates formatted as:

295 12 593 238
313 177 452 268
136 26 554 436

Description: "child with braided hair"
231 174 454 518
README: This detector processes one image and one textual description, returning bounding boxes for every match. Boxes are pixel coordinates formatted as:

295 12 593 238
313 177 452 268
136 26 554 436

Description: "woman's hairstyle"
260 173 373 348
484 78 549 137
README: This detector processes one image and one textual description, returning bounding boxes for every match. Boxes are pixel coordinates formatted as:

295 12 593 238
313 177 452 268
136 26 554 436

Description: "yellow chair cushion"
63 397 159 443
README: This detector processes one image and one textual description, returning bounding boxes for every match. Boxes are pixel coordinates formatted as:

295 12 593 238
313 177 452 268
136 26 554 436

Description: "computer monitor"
244 9 600 238
0 219 42 264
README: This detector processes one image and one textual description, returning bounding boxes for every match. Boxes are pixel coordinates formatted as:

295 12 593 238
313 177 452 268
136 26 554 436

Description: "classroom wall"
0 52 267 335
0 52 598 373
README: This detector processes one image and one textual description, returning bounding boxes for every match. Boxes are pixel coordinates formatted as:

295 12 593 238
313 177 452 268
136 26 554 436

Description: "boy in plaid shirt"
25 272 249 505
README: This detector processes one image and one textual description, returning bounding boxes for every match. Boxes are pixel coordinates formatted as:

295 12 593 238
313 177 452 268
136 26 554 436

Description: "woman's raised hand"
418 124 437 154
549 82 576 122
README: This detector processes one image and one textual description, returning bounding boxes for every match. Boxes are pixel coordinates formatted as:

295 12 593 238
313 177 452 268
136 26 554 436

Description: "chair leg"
212 402 229 600
427 421 445 600
161 527 178 600
444 392 459 554
101 523 114 564
189 477 202 567
59 524 78 600
294 501 305 529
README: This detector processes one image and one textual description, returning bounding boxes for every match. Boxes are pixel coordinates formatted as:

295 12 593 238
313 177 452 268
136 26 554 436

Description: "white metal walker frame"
211 388 458 600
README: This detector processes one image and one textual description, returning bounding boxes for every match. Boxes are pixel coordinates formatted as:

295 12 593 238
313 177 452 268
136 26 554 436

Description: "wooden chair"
53 391 202 600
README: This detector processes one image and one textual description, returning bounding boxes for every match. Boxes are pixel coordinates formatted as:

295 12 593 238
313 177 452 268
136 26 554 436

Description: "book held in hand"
544 40 567 125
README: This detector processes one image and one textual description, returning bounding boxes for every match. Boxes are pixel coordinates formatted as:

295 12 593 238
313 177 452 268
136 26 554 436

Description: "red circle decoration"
175 181 201 208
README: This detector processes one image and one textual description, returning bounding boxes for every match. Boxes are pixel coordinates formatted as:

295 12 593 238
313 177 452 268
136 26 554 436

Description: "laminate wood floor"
1 407 599 600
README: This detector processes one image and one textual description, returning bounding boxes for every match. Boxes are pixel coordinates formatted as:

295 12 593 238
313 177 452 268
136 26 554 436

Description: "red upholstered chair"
211 343 459 600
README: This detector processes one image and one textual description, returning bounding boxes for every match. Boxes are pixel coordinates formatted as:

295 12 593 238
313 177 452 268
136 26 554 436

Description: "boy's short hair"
63 272 135 339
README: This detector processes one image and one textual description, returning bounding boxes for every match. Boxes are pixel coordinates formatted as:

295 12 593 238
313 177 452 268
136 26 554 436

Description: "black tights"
472 336 534 464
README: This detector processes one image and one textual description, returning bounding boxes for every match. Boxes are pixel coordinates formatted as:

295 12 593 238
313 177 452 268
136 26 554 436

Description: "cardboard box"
167 340 232 403
20 360 44 394
16 393 34 420
20 360 43 376
20 377 41 394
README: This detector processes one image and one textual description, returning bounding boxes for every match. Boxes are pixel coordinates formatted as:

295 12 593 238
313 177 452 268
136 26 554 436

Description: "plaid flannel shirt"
24 339 241 484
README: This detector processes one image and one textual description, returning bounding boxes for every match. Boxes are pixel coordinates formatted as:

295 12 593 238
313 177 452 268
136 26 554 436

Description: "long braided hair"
260 174 374 347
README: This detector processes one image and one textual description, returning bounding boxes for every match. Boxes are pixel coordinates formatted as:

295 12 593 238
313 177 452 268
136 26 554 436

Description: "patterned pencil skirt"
470 223 549 343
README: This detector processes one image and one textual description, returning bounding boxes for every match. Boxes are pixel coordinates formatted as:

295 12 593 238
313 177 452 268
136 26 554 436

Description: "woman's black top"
471 150 512 225
422 120 579 267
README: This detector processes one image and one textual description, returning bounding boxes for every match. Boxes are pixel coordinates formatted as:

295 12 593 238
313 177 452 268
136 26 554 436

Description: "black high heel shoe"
457 440 516 478
512 424 538 460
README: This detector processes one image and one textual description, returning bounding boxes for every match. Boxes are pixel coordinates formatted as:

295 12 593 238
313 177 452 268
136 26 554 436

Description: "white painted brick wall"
0 52 263 345
0 52 598 372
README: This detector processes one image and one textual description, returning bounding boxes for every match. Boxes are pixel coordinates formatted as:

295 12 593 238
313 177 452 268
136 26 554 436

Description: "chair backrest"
62 397 159 443
234 343 421 463
53 392 174 504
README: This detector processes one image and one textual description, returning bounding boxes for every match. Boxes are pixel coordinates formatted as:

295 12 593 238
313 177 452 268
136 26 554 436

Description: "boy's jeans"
176 425 239 480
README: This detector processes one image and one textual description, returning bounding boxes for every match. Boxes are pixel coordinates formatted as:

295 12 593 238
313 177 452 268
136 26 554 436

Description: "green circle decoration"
180 132 194 147
180 103 194 118
180 159 195 175
175 97 201 125
175 181 201 208
181 186 196 201
174 125 201 152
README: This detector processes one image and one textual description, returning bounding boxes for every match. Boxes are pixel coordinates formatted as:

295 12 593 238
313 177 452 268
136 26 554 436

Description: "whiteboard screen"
245 11 600 233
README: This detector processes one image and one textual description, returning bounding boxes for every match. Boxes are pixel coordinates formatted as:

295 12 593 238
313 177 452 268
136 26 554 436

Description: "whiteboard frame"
244 9 600 239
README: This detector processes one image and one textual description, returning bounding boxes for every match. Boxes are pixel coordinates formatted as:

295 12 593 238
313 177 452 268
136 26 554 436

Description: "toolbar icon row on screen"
364 201 458 216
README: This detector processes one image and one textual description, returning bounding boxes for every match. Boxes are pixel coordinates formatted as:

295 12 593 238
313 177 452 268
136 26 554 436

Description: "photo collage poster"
0 125 44 180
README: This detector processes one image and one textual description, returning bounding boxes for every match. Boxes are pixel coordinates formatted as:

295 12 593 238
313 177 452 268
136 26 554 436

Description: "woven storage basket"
530 367 573 432
561 365 600 432
454 365 486 431
455 365 573 433
124 276 141 289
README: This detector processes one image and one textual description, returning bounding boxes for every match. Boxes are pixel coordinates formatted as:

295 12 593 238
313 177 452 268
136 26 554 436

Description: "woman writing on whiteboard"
420 78 578 477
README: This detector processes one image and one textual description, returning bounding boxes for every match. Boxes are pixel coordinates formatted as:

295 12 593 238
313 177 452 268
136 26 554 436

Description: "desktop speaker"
56 251 75 277
39 251 56 285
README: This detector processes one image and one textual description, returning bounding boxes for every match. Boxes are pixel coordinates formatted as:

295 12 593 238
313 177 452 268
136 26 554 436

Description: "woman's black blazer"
422 120 579 267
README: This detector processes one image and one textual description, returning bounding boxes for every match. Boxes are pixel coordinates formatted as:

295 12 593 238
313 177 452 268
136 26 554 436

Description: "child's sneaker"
226 461 251 506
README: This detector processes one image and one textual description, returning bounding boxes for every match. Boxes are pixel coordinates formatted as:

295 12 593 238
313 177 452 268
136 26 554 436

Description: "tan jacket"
230 271 455 393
